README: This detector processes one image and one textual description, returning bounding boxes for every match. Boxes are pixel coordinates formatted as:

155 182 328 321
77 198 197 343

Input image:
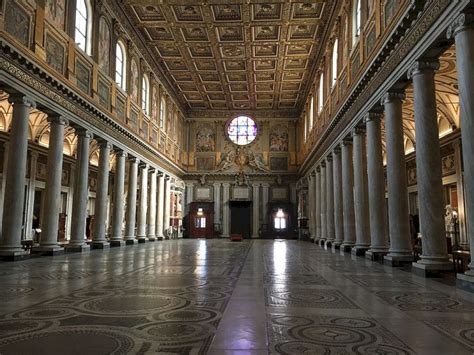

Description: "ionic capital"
333 146 341 155
114 148 127 158
97 139 113 150
363 111 383 124
8 94 36 108
407 59 440 80
128 156 140 164
447 12 474 39
352 125 366 137
381 90 406 106
47 114 69 126
326 153 333 162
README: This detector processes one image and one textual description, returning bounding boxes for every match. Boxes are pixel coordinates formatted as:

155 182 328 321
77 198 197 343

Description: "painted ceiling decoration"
119 1 336 117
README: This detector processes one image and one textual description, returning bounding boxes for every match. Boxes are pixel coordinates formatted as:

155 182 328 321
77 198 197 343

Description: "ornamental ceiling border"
301 0 457 175
0 41 184 177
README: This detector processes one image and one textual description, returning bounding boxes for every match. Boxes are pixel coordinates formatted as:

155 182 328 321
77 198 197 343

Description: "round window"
226 116 257 146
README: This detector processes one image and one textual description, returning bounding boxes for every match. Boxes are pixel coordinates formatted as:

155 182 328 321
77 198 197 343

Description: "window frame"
142 74 150 116
318 73 324 114
115 40 127 91
331 38 339 89
74 0 92 55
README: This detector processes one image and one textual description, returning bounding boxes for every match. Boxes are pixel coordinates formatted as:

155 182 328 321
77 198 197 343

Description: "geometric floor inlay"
423 319 474 351
265 288 359 309
268 314 415 354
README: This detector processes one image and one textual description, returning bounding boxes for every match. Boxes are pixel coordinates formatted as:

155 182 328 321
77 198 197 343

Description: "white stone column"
262 182 270 234
213 182 221 232
352 127 371 256
315 167 322 242
25 151 38 241
35 115 68 255
110 149 127 247
448 14 474 285
136 163 148 243
319 162 326 245
163 175 171 237
0 95 35 260
91 140 111 249
124 157 139 244
325 155 335 247
307 174 315 239
365 112 389 260
147 168 157 241
341 140 356 251
0 142 10 234
222 182 230 238
382 91 413 265
156 172 165 240
333 147 343 249
252 183 260 238
408 60 452 275
66 128 91 252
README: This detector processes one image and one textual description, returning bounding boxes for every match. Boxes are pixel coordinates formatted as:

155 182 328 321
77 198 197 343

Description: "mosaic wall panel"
45 33 65 74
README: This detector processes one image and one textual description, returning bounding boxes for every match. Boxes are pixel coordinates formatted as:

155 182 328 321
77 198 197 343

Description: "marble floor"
0 240 473 354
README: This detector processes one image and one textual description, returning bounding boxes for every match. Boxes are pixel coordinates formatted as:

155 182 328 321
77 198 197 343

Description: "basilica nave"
1 0 474 353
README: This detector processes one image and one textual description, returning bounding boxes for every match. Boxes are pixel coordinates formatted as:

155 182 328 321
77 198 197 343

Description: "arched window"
309 95 314 129
353 0 361 44
304 112 308 142
318 73 324 114
332 39 338 88
142 74 150 115
115 40 126 90
159 97 165 129
75 0 92 54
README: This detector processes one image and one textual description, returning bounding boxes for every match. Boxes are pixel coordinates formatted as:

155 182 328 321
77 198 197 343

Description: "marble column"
315 167 322 242
213 182 221 233
448 14 474 286
262 183 270 235
35 114 68 255
91 140 111 249
156 173 164 240
124 157 139 244
325 155 335 247
365 112 389 260
0 95 35 260
382 91 413 265
341 140 356 252
147 168 157 241
163 175 171 237
66 128 92 252
110 149 127 247
0 142 10 234
333 147 344 249
252 183 260 238
408 60 452 275
136 163 148 243
319 162 327 245
352 127 371 255
25 151 38 241
307 174 315 240
222 183 230 238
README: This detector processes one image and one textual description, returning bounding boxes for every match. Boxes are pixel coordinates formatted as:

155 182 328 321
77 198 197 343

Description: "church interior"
0 0 474 353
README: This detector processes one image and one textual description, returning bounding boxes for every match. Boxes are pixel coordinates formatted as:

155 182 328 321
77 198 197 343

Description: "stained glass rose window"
226 116 257 145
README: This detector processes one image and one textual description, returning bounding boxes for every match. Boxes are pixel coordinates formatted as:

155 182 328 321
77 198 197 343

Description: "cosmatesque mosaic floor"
0 239 473 354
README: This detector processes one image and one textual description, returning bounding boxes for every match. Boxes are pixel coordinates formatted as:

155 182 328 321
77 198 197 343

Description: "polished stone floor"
0 240 473 354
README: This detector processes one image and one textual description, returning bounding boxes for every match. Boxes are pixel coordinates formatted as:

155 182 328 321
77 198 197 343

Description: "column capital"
165 175 171 181
213 182 221 188
326 153 333 162
407 59 440 79
114 148 127 158
148 167 156 174
139 162 148 169
352 125 366 137
381 90 406 105
320 161 326 168
128 156 140 164
316 166 321 173
333 146 341 155
341 137 353 147
8 94 36 108
447 12 474 39
363 111 383 124
73 126 93 139
97 139 112 150
222 182 230 188
157 171 164 177
47 114 69 126
261 182 270 188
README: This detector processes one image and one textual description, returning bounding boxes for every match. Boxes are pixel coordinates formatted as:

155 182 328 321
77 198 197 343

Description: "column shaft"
156 173 165 240
315 167 321 241
35 115 68 254
307 175 315 239
333 148 344 248
91 141 111 248
124 157 139 243
262 183 269 236
213 183 221 234
222 183 230 238
147 169 157 241
136 163 148 242
252 184 260 238
0 95 35 259
66 128 91 252
325 156 335 246
341 141 356 250
382 91 413 264
365 112 389 259
163 176 171 237
110 150 126 246
320 162 327 243
409 60 452 274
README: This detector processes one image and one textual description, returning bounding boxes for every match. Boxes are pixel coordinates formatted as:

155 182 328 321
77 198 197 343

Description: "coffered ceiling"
120 1 336 118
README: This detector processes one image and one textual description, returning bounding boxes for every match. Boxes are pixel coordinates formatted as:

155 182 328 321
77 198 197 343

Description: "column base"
91 241 110 249
383 253 414 267
412 258 453 278
351 246 368 256
64 243 91 253
324 240 334 248
340 243 354 253
0 248 30 261
32 245 64 256
365 249 388 261
147 235 157 242
137 237 147 243
331 242 341 252
156 236 164 241
125 239 136 245
110 240 126 247
457 272 474 293
318 239 326 246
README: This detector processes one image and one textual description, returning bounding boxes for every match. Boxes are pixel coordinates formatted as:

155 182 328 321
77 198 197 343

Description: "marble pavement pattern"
0 240 472 354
